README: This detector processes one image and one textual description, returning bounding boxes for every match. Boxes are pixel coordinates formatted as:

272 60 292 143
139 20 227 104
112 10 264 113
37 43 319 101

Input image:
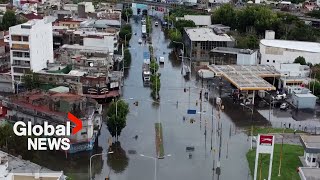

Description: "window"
312 158 316 162
24 52 30 58
22 36 29 42
273 60 275 63
11 35 21 41
13 52 23 57
81 131 87 135
267 60 269 62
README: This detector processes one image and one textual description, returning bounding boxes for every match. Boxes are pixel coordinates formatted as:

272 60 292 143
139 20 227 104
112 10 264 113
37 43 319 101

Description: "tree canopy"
294 56 307 65
175 20 196 33
106 100 129 140
2 10 17 30
119 24 132 46
123 48 131 67
121 8 133 21
22 71 41 90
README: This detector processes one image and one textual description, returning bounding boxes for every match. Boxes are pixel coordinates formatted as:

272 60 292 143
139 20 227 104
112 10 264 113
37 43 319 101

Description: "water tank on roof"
265 30 275 40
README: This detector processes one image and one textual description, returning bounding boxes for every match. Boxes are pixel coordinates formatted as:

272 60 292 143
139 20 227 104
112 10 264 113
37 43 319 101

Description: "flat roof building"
0 150 66 180
183 27 235 62
176 15 211 27
260 30 320 67
9 18 53 92
300 135 320 168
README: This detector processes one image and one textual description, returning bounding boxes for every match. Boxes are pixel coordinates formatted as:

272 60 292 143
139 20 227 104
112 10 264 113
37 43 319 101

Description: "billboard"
259 135 273 146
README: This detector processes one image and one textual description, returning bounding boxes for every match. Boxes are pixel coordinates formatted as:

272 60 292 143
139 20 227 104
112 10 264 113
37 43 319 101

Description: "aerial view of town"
1 0 320 179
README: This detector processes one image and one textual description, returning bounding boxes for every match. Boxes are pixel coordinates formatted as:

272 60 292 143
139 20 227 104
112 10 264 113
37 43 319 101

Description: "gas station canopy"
207 65 281 91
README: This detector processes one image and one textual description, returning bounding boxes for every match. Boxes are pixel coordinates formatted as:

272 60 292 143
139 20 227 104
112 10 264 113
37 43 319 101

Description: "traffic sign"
187 109 197 114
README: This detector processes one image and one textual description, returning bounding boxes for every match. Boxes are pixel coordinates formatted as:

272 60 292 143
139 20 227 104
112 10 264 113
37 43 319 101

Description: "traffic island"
246 144 303 180
155 123 164 159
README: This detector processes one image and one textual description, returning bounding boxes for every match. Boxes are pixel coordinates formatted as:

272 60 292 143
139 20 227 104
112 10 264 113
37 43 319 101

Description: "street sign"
187 109 197 114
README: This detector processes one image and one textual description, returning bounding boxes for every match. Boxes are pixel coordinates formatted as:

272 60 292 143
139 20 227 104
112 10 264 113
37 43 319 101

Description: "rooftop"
299 167 320 180
294 93 317 98
48 86 70 93
177 15 211 26
9 19 50 35
211 47 256 55
0 150 64 178
207 65 280 91
300 135 320 153
185 27 234 42
61 44 109 53
260 39 320 53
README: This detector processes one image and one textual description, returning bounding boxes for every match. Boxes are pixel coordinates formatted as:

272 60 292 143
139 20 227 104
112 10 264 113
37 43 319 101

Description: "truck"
142 63 151 84
142 52 151 85
142 24 147 38
143 51 150 64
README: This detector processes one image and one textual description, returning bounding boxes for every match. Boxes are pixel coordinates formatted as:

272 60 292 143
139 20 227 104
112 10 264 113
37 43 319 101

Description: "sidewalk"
258 109 320 134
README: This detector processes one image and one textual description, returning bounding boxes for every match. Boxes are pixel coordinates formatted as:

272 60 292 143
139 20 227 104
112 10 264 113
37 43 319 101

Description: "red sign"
259 135 273 146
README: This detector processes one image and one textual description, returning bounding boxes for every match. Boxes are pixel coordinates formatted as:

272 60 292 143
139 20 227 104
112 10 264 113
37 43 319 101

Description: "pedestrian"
294 129 297 135
176 101 178 108
284 123 286 128
183 116 185 122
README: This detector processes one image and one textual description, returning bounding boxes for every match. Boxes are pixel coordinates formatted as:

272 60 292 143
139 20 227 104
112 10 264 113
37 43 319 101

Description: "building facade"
9 18 53 90
183 27 235 62
259 31 320 66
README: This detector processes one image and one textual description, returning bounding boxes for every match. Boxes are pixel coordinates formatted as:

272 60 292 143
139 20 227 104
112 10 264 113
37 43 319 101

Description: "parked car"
275 93 286 100
138 38 142 44
280 102 289 110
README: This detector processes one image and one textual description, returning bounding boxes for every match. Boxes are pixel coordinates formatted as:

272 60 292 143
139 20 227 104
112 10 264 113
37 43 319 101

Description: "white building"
260 30 320 66
9 18 53 90
300 135 320 167
0 150 66 180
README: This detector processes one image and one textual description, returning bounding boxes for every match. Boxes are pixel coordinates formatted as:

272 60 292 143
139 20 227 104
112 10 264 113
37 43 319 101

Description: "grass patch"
247 127 304 136
246 144 303 180
155 123 164 158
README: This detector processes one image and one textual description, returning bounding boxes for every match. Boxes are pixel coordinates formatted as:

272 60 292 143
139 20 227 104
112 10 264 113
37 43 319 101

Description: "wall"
237 52 258 65
304 151 319 167
293 95 317 109
29 19 54 72
260 43 320 66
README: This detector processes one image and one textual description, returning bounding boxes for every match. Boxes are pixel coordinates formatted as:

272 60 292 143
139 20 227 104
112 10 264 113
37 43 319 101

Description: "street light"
139 154 172 180
240 103 254 150
89 151 114 180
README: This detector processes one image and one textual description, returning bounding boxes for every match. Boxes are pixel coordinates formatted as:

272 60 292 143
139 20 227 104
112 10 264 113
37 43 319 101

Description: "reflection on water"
107 141 129 174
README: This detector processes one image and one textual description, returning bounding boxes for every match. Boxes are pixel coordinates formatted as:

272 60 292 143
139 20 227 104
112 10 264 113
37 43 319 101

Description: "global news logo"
12 112 82 151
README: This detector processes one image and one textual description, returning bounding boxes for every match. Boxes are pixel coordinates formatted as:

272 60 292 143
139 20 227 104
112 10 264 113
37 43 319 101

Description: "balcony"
12 63 30 67
11 44 29 51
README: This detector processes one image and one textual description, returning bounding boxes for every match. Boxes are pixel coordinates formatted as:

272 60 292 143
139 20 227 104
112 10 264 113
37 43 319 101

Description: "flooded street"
93 18 253 180
32 18 260 180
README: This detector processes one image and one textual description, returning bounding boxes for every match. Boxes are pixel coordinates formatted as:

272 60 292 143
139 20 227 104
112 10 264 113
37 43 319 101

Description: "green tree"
146 16 152 34
119 24 132 46
123 48 131 67
294 56 307 65
168 29 182 42
309 81 320 98
287 22 317 42
212 4 238 29
2 10 17 30
106 100 129 140
151 74 160 100
175 20 196 33
150 59 159 74
22 71 41 90
236 34 259 49
121 8 133 22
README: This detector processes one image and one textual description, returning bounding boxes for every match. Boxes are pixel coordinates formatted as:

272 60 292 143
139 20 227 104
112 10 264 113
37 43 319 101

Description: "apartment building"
9 18 53 90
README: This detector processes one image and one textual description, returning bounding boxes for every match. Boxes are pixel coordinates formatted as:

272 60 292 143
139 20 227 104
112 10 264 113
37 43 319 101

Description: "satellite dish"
89 63 93 67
